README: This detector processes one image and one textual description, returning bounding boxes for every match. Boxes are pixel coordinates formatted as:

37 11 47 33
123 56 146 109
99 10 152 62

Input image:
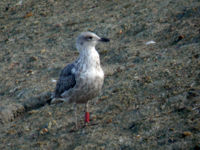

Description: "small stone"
40 128 48 135
52 120 58 126
28 110 39 114
48 121 52 129
24 12 33 18
41 49 46 54
106 118 112 124
24 125 30 131
47 112 52 116
7 129 16 135
136 134 141 139
183 131 192 137
28 56 37 62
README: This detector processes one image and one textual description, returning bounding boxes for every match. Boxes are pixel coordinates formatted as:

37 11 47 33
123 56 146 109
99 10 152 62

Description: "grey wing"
54 63 76 98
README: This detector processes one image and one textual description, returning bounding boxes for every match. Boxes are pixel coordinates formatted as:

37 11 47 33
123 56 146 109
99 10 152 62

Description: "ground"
0 0 200 149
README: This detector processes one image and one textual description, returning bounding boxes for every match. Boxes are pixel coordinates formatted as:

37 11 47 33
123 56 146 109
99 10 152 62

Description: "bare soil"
0 0 200 149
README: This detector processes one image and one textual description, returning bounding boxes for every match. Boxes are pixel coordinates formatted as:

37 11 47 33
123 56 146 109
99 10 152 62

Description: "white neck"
79 46 100 67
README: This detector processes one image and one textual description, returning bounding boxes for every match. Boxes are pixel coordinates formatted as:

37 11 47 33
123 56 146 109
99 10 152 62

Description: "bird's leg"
73 103 78 129
85 101 90 126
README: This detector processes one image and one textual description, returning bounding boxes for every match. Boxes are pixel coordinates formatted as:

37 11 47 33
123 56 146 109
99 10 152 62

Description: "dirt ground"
0 0 200 149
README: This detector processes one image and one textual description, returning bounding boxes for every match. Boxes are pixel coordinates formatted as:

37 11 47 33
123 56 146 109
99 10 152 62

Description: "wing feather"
54 63 76 98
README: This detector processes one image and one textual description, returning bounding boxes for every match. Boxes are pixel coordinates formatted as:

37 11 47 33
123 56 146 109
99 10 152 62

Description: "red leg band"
85 112 90 123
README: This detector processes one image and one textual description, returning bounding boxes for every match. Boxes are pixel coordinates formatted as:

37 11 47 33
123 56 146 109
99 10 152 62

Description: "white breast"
81 66 104 81
79 47 104 81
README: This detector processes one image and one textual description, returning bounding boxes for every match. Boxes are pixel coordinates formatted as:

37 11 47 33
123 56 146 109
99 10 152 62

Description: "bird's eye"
86 36 93 40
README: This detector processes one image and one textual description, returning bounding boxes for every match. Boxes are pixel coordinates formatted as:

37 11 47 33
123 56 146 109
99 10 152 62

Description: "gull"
51 32 109 128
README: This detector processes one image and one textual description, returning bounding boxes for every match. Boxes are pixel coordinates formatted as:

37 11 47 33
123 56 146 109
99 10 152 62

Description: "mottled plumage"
54 63 76 98
51 32 109 127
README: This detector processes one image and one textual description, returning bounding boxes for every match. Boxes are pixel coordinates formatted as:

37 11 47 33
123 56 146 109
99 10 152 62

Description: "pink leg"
85 102 90 124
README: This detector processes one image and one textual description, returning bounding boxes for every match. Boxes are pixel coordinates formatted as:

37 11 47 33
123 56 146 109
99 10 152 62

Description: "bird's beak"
99 37 110 42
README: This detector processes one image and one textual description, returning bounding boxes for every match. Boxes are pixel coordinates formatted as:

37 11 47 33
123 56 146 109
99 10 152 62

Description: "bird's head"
76 32 109 51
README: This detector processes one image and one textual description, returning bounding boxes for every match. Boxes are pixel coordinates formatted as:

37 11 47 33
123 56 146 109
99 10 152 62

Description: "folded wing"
54 63 76 98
